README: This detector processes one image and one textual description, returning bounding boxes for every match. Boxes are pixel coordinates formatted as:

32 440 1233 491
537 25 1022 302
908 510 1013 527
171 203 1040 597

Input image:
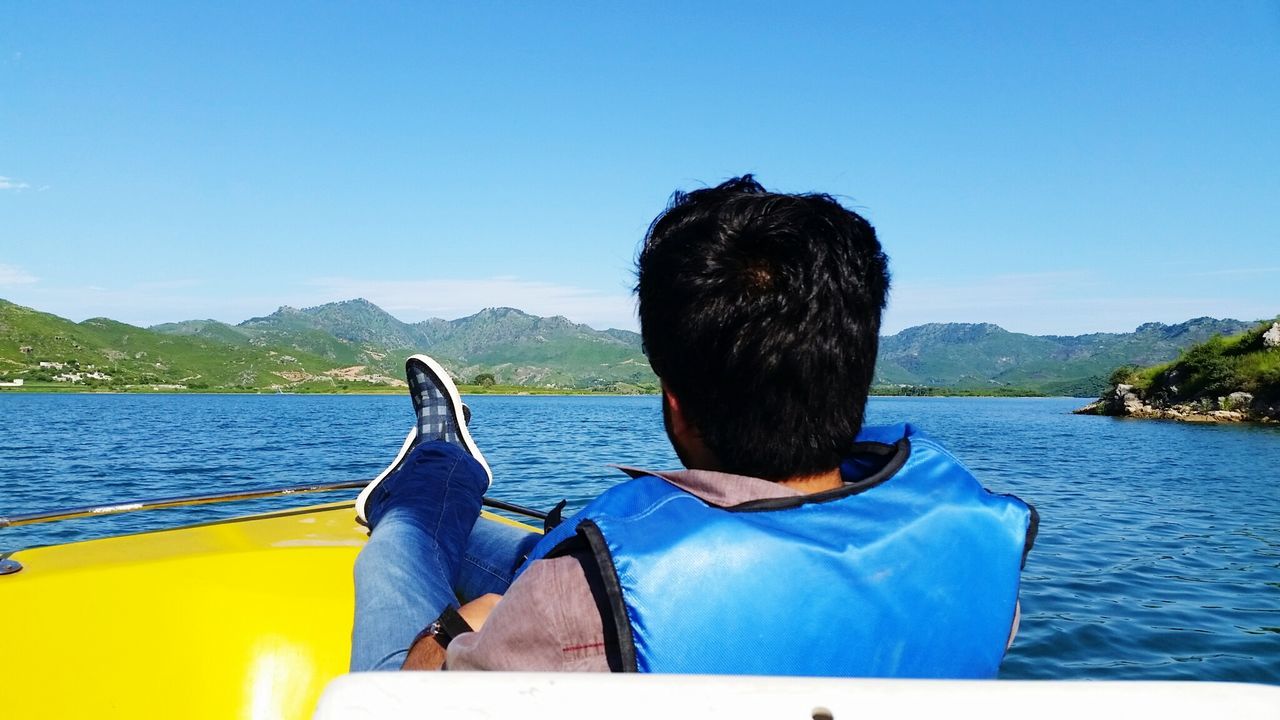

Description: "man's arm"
402 632 447 670
402 593 503 671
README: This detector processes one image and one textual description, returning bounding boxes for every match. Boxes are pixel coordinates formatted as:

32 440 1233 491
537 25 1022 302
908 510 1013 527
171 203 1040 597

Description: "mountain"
3 295 1268 395
227 300 651 388
875 317 1260 395
240 299 426 353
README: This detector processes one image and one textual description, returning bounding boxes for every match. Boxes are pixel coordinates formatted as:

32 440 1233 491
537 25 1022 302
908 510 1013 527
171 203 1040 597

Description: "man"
350 176 1036 675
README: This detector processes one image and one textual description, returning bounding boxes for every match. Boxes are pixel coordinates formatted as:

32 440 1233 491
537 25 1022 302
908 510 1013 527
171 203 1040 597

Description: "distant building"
0 378 24 387
53 371 111 383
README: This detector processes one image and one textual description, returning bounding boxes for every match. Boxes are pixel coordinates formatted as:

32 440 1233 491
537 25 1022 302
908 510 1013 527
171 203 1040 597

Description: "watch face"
412 621 444 650
427 620 452 648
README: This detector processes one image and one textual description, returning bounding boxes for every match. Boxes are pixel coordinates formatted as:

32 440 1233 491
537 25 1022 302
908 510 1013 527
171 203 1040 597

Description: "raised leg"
350 441 489 671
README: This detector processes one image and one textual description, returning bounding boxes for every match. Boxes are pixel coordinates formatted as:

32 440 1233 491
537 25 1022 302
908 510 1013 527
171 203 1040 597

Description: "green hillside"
0 299 358 390
0 298 654 393
1079 320 1280 422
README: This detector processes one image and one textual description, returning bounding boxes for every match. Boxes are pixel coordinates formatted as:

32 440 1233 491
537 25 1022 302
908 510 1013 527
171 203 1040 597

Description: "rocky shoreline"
1075 384 1279 424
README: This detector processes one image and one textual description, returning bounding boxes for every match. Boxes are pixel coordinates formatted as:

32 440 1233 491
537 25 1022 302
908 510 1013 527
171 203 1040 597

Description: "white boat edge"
314 672 1280 720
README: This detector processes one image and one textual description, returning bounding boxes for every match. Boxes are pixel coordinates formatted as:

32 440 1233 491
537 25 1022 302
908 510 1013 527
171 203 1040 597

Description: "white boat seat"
314 672 1280 720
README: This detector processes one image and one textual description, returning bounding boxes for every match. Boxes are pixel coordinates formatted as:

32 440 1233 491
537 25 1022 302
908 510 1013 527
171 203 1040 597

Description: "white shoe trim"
355 426 417 526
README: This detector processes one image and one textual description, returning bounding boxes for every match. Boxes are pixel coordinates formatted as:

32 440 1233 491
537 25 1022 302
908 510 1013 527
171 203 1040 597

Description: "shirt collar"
610 464 803 508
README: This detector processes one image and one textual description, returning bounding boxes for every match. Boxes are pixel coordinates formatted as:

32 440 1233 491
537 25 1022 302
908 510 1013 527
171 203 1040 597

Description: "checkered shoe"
354 354 492 526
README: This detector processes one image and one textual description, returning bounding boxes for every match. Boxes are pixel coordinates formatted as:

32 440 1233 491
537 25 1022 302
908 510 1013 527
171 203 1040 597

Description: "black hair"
636 175 890 481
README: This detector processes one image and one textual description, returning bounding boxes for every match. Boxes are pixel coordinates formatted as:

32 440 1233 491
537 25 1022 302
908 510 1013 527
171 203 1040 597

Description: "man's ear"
662 383 692 439
662 382 719 471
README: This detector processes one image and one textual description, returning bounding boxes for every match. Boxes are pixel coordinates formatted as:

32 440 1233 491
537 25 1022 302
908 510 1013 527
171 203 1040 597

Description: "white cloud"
0 264 38 286
0 176 31 191
305 276 639 330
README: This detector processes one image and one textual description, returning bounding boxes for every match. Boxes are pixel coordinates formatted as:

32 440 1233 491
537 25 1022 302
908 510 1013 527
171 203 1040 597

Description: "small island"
1076 320 1280 423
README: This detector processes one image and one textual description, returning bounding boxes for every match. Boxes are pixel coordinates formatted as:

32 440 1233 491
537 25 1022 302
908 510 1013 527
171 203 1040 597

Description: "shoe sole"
354 354 492 526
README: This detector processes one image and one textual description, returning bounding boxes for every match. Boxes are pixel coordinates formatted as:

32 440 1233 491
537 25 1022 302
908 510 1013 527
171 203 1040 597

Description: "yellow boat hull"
11 503 1280 719
0 502 534 720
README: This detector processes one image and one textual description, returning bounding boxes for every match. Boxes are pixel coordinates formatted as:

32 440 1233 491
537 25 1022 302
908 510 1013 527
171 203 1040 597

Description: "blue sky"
1 2 1276 335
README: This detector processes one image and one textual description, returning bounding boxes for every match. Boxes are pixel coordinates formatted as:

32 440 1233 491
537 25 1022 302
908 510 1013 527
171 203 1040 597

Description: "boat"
0 482 544 720
3 486 1278 720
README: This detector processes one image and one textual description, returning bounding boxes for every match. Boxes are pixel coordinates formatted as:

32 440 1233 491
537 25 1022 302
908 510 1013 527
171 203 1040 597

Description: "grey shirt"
446 466 805 671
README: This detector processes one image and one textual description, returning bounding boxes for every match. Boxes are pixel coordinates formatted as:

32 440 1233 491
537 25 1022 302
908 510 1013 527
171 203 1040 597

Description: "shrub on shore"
1084 318 1280 421
1137 321 1280 404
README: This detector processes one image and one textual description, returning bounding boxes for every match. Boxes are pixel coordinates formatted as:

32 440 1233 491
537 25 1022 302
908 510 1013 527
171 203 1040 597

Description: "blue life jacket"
520 423 1037 677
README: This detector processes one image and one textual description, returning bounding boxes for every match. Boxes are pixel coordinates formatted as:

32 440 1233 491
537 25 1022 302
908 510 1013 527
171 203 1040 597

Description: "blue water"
2 393 1277 682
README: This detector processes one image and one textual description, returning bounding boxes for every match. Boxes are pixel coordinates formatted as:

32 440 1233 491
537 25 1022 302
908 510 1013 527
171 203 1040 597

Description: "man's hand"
401 594 504 671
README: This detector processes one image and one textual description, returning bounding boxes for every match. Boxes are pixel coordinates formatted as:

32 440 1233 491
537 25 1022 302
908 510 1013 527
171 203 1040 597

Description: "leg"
456 517 542 602
350 441 488 671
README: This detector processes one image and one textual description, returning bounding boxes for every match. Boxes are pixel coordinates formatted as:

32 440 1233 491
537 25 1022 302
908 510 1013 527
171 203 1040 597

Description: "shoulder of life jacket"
519 423 1038 678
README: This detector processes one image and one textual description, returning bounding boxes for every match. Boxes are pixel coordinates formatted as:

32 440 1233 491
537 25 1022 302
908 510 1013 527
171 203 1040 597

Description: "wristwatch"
415 606 474 650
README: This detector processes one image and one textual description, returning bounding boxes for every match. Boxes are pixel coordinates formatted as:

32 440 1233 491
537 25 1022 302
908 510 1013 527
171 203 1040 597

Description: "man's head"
637 175 890 481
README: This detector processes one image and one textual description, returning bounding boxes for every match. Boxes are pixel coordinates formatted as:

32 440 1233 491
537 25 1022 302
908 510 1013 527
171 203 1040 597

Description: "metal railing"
0 480 548 530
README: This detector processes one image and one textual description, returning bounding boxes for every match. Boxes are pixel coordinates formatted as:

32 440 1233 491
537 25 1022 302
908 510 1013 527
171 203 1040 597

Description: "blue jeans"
350 441 541 671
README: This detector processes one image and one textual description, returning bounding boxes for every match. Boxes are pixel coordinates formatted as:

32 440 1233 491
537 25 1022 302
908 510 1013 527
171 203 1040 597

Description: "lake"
2 393 1277 682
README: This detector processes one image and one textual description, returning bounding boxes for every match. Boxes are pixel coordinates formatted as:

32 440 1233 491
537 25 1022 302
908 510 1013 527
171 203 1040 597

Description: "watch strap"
416 605 474 650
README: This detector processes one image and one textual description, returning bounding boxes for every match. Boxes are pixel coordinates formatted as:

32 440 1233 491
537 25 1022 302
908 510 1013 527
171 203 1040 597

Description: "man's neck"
777 467 843 494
